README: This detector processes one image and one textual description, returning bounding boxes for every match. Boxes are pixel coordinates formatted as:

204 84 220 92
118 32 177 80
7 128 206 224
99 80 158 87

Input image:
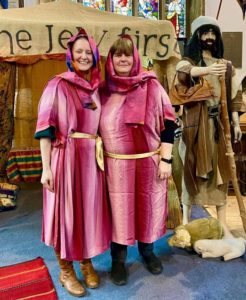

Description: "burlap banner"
0 0 180 62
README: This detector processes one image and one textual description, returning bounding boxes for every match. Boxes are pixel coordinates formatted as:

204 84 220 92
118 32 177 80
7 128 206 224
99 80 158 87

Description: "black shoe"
110 261 128 286
142 253 163 274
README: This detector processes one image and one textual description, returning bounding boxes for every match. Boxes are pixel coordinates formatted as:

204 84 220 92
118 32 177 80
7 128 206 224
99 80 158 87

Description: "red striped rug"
0 257 58 300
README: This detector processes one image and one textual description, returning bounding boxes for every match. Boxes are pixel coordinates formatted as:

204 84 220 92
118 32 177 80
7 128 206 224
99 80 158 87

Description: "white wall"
8 0 19 8
205 0 246 86
24 0 39 6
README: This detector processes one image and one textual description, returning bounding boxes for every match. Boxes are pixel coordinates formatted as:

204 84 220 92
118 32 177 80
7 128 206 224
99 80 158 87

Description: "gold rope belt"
69 132 104 171
104 149 160 160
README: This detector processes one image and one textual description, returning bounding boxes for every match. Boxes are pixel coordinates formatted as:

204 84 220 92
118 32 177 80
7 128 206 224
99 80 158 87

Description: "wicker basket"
0 183 19 212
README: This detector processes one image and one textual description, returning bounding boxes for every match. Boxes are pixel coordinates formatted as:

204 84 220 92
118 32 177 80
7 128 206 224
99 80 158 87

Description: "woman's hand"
40 138 53 192
41 168 54 192
158 161 172 180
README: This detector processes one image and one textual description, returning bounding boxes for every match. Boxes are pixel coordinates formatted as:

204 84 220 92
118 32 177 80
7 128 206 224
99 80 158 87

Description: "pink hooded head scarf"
65 28 101 90
57 28 101 107
105 35 157 125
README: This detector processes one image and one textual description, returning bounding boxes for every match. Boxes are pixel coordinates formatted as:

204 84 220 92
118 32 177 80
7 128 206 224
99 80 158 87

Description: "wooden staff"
220 74 246 233
216 0 223 19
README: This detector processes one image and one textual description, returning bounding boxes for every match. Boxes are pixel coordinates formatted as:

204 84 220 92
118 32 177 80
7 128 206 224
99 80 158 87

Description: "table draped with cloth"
6 148 42 182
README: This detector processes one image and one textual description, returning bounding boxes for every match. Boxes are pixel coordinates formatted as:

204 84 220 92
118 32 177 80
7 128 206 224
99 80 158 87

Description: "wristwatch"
160 157 173 164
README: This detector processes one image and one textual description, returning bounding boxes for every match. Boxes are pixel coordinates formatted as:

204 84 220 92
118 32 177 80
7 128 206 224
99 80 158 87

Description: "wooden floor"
205 195 246 238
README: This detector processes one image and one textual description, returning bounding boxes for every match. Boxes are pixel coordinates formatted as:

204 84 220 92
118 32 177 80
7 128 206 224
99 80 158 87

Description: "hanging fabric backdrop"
13 60 66 148
0 62 16 180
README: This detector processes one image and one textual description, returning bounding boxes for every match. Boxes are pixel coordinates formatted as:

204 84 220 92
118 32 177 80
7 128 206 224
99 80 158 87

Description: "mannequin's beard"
200 39 217 52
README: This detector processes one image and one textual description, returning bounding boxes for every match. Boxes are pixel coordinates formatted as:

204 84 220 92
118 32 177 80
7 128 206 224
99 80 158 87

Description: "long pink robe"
36 75 111 260
100 78 175 245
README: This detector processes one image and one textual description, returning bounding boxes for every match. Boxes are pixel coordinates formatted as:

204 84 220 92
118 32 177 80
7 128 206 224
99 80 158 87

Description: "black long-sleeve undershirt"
161 120 175 144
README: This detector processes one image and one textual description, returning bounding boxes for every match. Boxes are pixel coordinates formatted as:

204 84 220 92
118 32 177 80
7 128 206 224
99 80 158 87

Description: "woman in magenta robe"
100 36 176 285
35 29 110 297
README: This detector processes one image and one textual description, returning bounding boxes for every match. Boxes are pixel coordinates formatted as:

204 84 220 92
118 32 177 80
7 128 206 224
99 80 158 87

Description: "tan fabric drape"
0 62 16 180
14 60 66 148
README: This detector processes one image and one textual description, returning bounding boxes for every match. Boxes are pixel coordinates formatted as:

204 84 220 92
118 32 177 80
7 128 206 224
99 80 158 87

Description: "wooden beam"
105 0 110 11
159 0 166 20
132 0 138 16
186 0 205 38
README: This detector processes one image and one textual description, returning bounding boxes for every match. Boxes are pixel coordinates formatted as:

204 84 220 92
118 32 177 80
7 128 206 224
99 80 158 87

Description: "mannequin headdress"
191 16 220 35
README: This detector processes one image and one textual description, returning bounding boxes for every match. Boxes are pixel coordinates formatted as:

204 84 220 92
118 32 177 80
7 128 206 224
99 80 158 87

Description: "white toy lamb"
194 237 246 261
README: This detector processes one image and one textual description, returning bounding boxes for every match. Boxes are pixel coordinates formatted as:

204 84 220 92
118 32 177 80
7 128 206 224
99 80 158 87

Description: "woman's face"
72 38 93 72
112 53 134 77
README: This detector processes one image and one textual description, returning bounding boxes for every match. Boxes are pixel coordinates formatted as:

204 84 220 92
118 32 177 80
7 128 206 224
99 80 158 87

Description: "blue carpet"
1 186 246 300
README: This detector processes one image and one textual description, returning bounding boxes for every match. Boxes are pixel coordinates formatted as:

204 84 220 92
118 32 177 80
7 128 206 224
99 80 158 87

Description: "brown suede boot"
80 259 100 289
55 252 86 297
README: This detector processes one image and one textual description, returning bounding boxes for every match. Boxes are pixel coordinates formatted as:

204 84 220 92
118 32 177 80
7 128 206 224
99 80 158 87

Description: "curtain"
0 62 16 180
13 60 66 148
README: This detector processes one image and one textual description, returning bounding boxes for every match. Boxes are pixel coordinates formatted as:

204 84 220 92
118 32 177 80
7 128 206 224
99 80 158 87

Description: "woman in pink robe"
99 36 176 285
35 29 110 297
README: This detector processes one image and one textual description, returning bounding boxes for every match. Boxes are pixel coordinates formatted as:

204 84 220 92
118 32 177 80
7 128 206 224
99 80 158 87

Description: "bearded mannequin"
174 16 245 231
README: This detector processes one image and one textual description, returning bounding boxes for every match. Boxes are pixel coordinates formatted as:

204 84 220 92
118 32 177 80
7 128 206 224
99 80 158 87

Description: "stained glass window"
110 0 133 16
83 0 106 11
138 0 159 20
165 0 186 38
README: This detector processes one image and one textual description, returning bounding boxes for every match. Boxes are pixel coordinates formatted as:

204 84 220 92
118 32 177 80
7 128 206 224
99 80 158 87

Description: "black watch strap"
160 157 173 164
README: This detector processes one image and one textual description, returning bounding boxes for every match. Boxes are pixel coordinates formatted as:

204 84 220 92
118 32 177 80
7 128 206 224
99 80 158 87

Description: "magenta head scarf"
106 34 141 79
62 28 101 91
105 35 157 125
66 28 100 72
